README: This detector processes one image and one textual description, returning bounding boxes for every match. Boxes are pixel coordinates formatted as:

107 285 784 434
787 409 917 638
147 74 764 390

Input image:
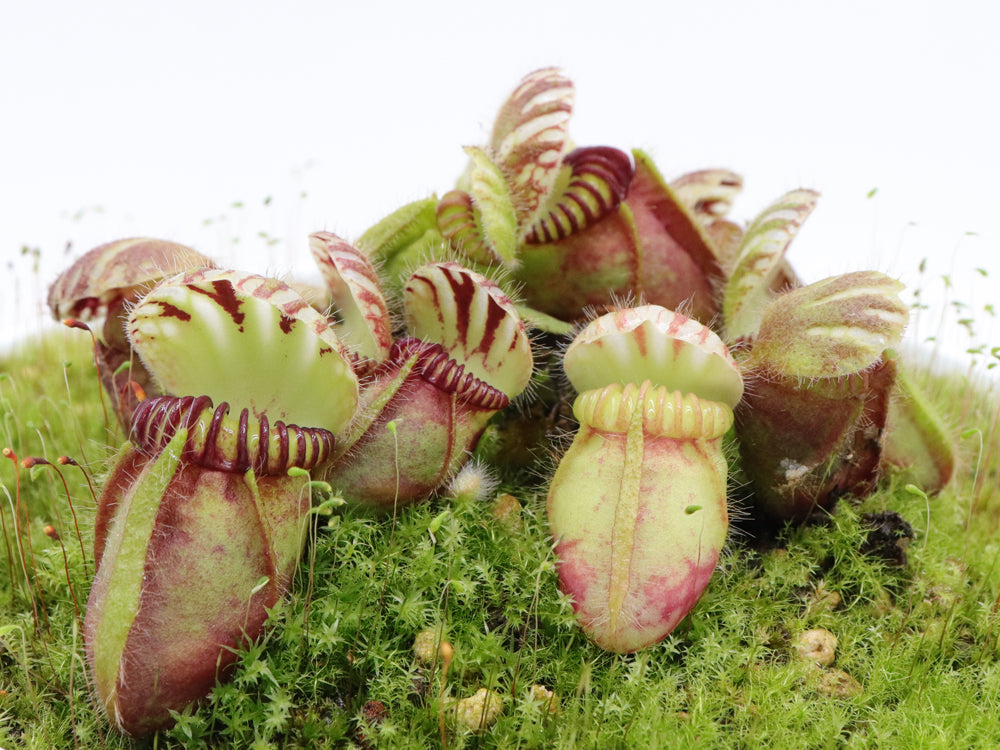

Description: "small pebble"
452 688 504 731
491 493 523 533
793 628 838 667
413 628 452 665
527 684 560 714
817 668 863 698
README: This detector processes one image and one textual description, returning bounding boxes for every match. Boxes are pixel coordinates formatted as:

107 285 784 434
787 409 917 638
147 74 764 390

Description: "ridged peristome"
130 395 335 474
523 146 634 245
574 382 734 440
385 339 509 411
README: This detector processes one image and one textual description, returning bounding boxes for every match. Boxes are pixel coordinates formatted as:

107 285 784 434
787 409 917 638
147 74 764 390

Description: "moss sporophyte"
32 66 963 738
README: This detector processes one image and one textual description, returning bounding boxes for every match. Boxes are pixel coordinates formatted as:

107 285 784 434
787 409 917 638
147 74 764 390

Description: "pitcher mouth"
130 395 335 474
383 337 510 411
574 381 734 440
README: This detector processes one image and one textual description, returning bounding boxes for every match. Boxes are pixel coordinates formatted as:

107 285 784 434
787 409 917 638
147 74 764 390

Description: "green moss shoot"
1 318 999 748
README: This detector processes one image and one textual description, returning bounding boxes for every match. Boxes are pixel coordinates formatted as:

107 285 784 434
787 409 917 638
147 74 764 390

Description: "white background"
3 0 998 368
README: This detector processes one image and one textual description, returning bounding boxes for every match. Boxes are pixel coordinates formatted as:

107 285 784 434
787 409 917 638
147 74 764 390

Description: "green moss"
1 329 999 748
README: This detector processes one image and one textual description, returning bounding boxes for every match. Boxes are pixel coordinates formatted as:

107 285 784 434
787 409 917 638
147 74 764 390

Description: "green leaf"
356 197 444 274
463 146 520 268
